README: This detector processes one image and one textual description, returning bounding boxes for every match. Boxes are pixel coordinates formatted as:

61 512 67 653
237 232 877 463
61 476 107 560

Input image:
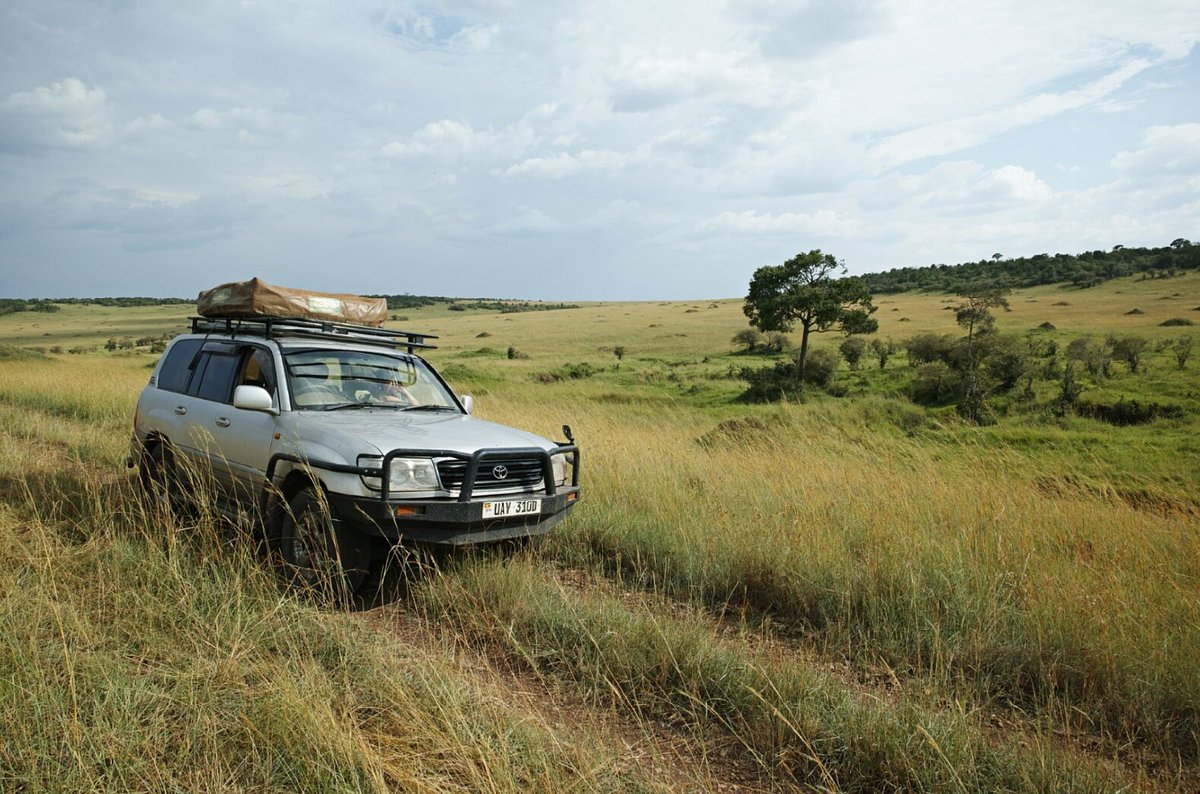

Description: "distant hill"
3 239 1198 316
0 296 195 316
860 239 1199 294
0 292 575 317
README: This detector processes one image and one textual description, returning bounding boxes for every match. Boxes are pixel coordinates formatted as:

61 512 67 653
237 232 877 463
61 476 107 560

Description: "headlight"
551 453 568 486
358 455 441 492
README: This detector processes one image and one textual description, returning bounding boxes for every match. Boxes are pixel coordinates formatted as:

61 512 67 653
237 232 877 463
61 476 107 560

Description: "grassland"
1 272 1198 791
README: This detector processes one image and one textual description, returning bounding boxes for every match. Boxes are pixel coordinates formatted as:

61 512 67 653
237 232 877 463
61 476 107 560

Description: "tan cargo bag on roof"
196 278 388 327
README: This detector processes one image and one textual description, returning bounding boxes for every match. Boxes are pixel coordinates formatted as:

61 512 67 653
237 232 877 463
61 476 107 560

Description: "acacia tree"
743 250 877 382
954 286 1011 423
955 286 1010 364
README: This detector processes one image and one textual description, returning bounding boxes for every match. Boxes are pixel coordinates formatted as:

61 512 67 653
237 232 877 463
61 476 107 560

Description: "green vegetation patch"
0 345 49 362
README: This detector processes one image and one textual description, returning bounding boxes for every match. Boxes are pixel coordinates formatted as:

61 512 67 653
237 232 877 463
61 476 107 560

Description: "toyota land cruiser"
128 313 580 594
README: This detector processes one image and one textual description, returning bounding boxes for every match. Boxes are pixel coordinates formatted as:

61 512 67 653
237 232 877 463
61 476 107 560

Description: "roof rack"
190 315 438 353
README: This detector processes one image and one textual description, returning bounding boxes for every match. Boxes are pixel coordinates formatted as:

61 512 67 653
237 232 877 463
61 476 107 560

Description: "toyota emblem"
492 465 509 480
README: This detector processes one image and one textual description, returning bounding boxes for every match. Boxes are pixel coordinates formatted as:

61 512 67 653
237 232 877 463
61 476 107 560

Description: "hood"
295 409 556 456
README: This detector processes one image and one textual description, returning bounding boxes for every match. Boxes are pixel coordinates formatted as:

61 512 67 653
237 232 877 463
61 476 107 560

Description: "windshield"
284 348 459 411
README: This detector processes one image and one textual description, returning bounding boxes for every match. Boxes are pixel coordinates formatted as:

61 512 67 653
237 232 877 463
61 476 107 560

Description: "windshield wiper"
322 402 374 411
401 404 458 412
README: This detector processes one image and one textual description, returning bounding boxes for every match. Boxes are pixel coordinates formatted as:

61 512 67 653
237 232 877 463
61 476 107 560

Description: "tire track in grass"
413 554 1135 793
361 596 772 792
544 554 1197 792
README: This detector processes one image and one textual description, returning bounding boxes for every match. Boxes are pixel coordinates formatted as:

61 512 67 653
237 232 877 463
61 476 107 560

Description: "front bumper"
266 443 580 546
328 487 580 545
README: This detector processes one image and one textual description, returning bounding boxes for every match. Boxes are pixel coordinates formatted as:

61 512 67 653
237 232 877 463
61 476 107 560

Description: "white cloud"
1 77 113 149
378 118 536 161
692 208 862 238
481 207 561 237
500 149 627 179
868 58 1158 168
1111 123 1200 178
0 1 1198 299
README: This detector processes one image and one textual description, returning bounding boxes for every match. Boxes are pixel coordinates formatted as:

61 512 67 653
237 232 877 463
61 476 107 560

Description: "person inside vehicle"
290 360 343 407
375 367 418 405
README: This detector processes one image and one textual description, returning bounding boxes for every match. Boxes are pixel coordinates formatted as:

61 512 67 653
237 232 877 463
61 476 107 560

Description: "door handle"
174 406 187 415
215 417 231 428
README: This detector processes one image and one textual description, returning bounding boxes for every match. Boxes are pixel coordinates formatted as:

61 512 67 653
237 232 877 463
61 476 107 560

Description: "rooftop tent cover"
196 278 388 327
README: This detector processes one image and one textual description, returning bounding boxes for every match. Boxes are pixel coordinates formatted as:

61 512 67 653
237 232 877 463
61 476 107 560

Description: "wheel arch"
263 468 327 537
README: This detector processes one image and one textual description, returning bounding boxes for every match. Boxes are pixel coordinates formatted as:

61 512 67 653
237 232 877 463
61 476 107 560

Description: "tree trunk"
797 322 812 384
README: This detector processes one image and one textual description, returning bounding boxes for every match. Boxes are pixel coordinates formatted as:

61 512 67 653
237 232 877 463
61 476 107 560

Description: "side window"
192 351 241 403
156 339 204 393
236 348 277 398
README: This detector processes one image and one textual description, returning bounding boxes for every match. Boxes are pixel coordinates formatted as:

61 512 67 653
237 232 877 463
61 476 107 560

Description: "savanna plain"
1 272 1198 792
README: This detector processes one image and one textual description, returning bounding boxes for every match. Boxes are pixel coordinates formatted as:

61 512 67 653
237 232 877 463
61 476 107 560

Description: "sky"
1 0 1198 302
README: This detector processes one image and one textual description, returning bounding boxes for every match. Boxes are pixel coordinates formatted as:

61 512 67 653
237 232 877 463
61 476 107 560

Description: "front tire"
140 441 185 515
278 485 370 600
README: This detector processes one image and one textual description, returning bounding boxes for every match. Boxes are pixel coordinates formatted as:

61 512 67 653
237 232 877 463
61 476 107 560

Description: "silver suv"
128 315 580 593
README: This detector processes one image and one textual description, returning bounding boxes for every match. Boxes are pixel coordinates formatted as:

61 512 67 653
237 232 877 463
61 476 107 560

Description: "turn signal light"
394 505 426 516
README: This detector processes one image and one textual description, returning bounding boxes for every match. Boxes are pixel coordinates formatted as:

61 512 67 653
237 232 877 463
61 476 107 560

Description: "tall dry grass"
481 388 1200 763
0 361 702 792
3 287 1198 789
417 556 1124 791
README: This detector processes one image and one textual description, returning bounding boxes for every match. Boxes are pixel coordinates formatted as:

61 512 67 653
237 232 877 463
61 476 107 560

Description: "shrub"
795 348 839 387
1075 398 1187 425
839 337 867 370
736 353 839 402
1054 361 1083 415
736 363 800 403
904 333 955 366
909 361 962 406
555 362 596 380
731 329 764 352
869 337 894 369
764 333 791 353
1066 337 1110 377
1160 318 1194 327
1110 336 1149 373
1174 336 1194 370
981 336 1029 392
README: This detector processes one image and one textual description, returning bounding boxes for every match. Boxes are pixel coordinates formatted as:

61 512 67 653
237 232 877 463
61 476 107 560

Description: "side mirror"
459 394 474 415
233 384 275 412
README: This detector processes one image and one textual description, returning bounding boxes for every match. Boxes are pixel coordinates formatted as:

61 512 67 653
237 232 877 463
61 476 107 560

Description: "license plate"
482 499 541 519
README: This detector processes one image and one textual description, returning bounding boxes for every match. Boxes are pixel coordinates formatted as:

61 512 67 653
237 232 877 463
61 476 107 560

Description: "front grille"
437 457 546 493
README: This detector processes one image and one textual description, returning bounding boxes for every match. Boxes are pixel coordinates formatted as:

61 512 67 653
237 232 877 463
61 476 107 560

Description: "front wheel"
278 485 370 600
139 441 185 515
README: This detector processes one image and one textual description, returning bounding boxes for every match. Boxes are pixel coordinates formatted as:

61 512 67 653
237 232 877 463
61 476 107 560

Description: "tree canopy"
858 240 1199 295
743 250 877 381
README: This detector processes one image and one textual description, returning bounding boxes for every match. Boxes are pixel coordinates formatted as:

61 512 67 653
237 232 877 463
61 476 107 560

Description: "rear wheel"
278 485 369 600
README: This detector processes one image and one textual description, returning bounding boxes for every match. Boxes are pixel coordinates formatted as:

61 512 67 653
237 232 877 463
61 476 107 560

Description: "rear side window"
192 351 241 403
156 339 203 393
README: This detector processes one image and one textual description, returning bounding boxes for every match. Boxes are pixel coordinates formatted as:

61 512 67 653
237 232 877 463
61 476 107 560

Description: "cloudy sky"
1 1 1198 301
